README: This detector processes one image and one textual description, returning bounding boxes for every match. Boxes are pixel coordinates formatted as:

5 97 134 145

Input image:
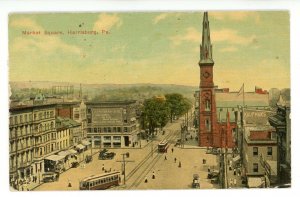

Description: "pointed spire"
199 12 214 65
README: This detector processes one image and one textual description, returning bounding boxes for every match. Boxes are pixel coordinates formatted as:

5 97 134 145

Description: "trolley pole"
116 153 134 185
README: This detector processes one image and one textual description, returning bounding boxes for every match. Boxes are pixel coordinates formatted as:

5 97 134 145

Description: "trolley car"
158 140 169 153
79 171 121 190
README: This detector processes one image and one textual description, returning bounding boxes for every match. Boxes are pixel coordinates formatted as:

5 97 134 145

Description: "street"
34 118 219 191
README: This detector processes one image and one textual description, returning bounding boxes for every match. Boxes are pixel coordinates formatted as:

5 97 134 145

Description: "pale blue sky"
9 11 290 91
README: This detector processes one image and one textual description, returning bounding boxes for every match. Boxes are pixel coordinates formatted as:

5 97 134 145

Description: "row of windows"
102 136 121 141
88 127 131 133
10 111 54 125
253 147 272 156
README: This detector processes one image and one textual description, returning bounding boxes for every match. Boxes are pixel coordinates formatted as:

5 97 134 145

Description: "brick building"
197 12 235 148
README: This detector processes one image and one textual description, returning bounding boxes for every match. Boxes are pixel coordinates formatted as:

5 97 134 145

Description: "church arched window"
205 100 211 111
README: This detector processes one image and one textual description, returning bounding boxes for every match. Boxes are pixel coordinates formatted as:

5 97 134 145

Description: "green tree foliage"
141 97 170 136
165 93 192 122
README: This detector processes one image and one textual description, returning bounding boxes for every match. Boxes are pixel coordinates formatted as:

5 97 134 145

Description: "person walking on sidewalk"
174 157 177 163
152 171 155 179
171 148 174 153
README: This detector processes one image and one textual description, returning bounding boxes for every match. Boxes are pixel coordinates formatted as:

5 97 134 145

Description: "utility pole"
116 153 134 185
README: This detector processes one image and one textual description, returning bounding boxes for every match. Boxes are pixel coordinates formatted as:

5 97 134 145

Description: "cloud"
169 27 200 45
93 13 122 32
210 12 260 24
10 17 43 30
169 27 255 47
212 28 256 45
153 13 168 24
220 46 238 52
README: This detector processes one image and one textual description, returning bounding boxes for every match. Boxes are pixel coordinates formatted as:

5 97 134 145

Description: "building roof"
9 103 56 112
86 100 137 105
56 116 81 129
243 109 276 126
216 92 269 108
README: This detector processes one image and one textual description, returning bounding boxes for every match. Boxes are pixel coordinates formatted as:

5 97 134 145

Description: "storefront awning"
68 149 77 154
233 155 241 163
76 144 85 150
81 140 91 146
45 155 65 162
58 150 71 157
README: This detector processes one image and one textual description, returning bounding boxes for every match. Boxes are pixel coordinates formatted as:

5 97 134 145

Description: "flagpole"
242 83 245 107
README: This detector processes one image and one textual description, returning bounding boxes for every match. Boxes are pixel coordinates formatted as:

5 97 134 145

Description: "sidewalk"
226 152 245 189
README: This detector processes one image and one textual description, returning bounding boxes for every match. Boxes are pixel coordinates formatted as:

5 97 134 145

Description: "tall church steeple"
199 12 214 65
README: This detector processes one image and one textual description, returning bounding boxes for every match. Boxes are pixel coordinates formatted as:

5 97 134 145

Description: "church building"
198 12 236 148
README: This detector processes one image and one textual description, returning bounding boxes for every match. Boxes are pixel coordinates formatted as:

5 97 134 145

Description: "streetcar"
157 140 169 153
79 171 121 190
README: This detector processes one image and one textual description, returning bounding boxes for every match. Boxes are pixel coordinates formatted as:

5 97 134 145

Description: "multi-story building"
72 101 87 144
239 108 277 187
243 127 277 187
9 104 56 188
268 94 291 185
85 100 139 148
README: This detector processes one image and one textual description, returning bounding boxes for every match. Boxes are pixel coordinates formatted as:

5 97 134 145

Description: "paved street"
34 118 219 191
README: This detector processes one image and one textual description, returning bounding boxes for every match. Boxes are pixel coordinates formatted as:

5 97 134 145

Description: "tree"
165 93 192 122
141 97 170 136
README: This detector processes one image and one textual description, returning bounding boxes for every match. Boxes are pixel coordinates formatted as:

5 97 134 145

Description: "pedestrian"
234 168 236 176
208 166 211 173
68 179 72 187
171 148 174 153
152 171 155 179
165 155 167 160
233 178 237 187
102 164 104 171
144 176 148 183
203 159 206 164
178 161 181 168
174 157 177 163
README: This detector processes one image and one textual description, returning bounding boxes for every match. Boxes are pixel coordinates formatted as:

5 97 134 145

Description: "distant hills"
9 81 198 101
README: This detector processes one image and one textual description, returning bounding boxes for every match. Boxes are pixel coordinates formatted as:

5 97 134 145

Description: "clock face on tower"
202 71 211 79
